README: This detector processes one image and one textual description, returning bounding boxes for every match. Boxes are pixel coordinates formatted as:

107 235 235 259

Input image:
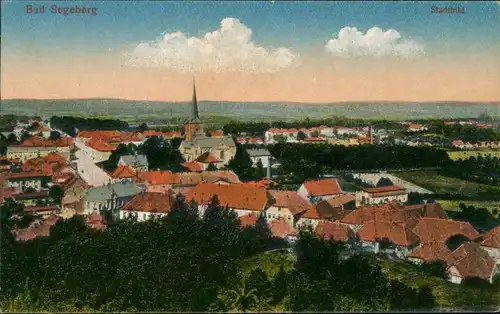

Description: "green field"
448 150 500 161
439 200 500 213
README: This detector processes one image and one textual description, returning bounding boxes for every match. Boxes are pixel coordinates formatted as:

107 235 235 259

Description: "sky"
1 0 500 103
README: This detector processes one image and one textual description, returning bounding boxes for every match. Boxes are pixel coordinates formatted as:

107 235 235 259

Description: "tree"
388 279 418 309
219 280 259 312
377 177 394 187
419 261 448 279
49 185 64 205
48 131 61 141
7 133 19 145
297 131 306 141
271 266 288 305
273 135 286 143
20 130 32 143
310 130 320 138
247 268 271 299
416 286 436 309
138 123 148 132
255 159 265 178
445 234 469 251
206 163 217 171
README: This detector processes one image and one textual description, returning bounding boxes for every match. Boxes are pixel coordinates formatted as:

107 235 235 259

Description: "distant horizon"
2 98 500 106
2 1 499 102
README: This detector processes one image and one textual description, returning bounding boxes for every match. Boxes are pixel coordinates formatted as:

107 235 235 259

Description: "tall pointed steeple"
191 77 201 122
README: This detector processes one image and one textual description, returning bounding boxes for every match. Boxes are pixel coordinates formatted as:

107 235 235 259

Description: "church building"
179 80 237 168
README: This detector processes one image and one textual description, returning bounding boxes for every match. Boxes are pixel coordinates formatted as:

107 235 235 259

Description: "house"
194 152 222 170
5 171 45 193
246 148 272 169
356 220 420 258
23 205 59 218
59 174 89 218
335 126 366 137
451 139 465 149
406 123 428 132
11 190 50 206
109 165 138 182
264 128 298 143
355 185 408 206
303 137 326 143
119 191 176 222
447 242 497 284
13 214 61 242
185 183 271 217
85 212 107 231
267 190 311 227
83 182 144 216
480 226 500 264
181 161 203 172
209 130 224 137
6 137 73 162
138 170 241 194
314 221 352 242
297 178 344 202
239 213 259 228
268 217 297 242
242 179 277 189
118 154 149 172
22 153 68 177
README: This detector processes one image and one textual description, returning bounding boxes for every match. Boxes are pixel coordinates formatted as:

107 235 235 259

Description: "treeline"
413 123 500 142
265 143 450 183
442 155 500 185
222 118 405 136
447 203 499 233
0 115 42 132
50 116 129 136
2 195 498 312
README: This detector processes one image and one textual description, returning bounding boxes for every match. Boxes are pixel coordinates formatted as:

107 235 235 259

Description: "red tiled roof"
182 161 203 172
314 200 350 221
85 212 107 230
341 205 421 227
452 139 464 146
412 217 480 245
450 242 497 281
266 128 297 134
362 185 406 197
301 205 321 219
357 220 419 247
209 130 224 137
408 242 454 265
303 137 326 142
195 152 220 163
268 217 295 238
7 171 46 179
315 221 350 242
481 226 500 249
120 191 176 213
12 190 49 200
408 124 422 129
242 179 277 189
139 170 240 186
14 136 73 147
269 190 310 215
110 165 137 179
85 137 117 152
239 213 258 228
186 183 270 211
303 178 342 197
325 194 355 207
23 205 58 214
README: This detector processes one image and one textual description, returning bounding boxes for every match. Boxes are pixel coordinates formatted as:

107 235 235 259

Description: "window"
220 150 224 159
288 215 291 220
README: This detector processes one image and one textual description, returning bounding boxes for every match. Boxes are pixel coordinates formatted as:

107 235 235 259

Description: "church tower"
184 78 204 142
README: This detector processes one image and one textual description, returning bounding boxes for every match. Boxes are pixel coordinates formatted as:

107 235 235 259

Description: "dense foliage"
50 116 129 136
447 203 500 233
267 143 450 183
137 136 184 171
442 155 500 185
413 122 500 142
228 144 265 181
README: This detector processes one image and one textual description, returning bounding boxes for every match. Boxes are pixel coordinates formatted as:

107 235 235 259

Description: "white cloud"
125 17 300 73
324 26 424 57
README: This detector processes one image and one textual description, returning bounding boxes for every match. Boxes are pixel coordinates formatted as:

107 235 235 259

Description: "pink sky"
2 54 500 102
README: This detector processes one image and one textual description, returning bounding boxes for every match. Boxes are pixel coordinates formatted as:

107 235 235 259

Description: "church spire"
191 77 201 122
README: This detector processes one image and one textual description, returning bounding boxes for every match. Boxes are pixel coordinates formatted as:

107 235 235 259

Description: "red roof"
357 220 419 247
481 226 500 249
268 217 296 238
303 137 325 142
239 213 258 228
269 190 310 215
121 191 176 213
186 183 270 211
303 178 342 197
362 185 406 194
301 205 321 219
408 123 422 129
452 139 464 146
242 179 277 189
14 136 73 148
139 171 240 186
110 165 137 179
7 171 46 179
450 242 497 281
314 221 350 242
209 130 224 137
23 205 58 214
195 152 220 164
85 212 107 230
412 217 480 245
408 242 454 265
85 137 117 152
182 161 203 172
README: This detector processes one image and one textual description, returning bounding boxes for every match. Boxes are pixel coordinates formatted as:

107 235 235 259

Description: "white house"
119 191 176 222
355 185 408 207
118 154 149 172
246 148 272 169
83 182 144 217
185 183 271 218
297 178 344 203
480 226 500 264
266 190 310 227
264 128 298 143
5 171 45 193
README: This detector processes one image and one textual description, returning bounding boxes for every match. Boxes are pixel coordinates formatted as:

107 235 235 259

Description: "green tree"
297 131 306 141
49 185 64 205
416 286 436 309
219 280 259 312
206 163 217 171
49 131 61 141
310 130 320 138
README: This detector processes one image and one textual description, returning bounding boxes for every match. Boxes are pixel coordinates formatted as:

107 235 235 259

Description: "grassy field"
439 200 500 212
448 150 500 161
392 170 500 199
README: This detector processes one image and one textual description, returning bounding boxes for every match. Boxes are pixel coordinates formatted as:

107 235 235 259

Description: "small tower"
184 78 204 142
368 125 374 144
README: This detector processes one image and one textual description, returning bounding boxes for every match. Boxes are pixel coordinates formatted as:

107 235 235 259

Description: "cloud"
125 17 300 73
324 26 424 57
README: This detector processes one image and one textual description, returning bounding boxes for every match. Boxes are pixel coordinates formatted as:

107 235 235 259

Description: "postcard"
1 1 499 313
